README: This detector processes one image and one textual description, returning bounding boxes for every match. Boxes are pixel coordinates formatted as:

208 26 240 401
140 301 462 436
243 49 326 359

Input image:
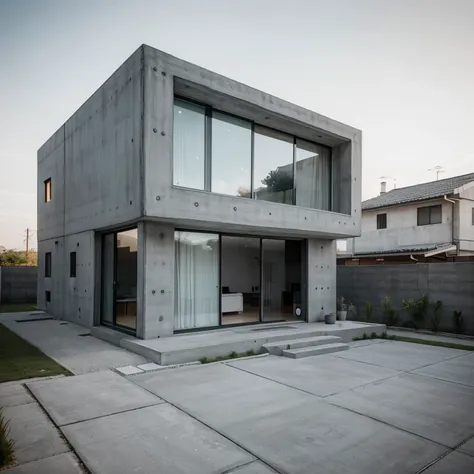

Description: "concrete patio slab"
327 373 474 447
413 352 474 386
61 404 255 474
422 451 474 473
3 402 69 464
114 365 144 375
136 362 162 371
332 340 468 371
132 364 445 474
228 353 401 397
0 382 34 407
227 461 279 473
2 453 84 474
458 436 474 457
27 370 162 426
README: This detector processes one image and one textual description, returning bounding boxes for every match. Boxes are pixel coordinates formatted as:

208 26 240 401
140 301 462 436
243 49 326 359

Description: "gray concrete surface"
24 341 474 473
1 312 147 374
0 381 34 407
0 266 37 304
388 328 474 347
62 404 255 474
3 402 69 464
2 453 84 474
27 370 161 426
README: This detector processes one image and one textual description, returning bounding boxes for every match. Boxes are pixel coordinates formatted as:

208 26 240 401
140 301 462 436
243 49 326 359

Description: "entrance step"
262 336 342 356
282 343 349 359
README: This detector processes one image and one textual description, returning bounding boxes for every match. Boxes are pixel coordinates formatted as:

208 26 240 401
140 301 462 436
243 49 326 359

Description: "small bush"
229 351 238 359
365 301 373 322
199 357 209 364
401 295 429 329
430 300 443 332
452 311 467 334
381 296 399 326
381 332 388 339
245 350 256 357
0 408 15 468
362 332 368 340
370 332 377 339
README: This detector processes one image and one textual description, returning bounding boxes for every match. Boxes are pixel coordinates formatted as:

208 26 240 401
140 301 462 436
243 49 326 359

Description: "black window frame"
45 291 51 302
70 252 77 278
376 213 387 229
45 252 52 277
172 96 333 211
44 178 52 202
417 204 442 226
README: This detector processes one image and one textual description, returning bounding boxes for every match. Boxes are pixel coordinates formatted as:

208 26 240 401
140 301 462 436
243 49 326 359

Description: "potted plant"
337 296 347 321
325 312 337 324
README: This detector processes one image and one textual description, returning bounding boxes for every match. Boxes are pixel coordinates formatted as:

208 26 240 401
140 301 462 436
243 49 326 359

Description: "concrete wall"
0 267 37 304
337 263 474 334
353 199 453 253
457 183 474 253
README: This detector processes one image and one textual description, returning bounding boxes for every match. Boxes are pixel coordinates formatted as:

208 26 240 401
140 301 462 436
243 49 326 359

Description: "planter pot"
325 313 337 324
337 310 347 321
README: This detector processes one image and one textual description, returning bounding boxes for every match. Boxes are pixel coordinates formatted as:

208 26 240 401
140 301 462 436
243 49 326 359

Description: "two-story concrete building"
341 173 474 265
37 45 361 339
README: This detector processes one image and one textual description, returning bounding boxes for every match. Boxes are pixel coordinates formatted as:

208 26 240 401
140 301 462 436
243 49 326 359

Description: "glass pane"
221 236 260 325
418 207 430 225
295 139 331 210
431 205 442 224
173 99 206 189
254 127 294 204
212 112 251 197
115 229 138 330
101 233 115 325
262 239 303 322
175 231 219 330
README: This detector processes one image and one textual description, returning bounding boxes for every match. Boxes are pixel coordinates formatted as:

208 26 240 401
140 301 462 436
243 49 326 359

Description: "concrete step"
262 336 342 356
282 343 349 359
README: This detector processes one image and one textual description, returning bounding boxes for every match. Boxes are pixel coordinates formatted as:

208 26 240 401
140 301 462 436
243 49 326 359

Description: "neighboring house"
340 173 474 265
37 45 361 339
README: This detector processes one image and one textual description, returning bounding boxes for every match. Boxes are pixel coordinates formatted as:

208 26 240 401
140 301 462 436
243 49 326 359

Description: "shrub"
452 311 467 334
336 296 347 311
381 296 399 326
245 350 256 357
370 332 377 339
362 332 368 340
365 300 373 322
401 295 429 329
430 300 443 332
0 408 15 468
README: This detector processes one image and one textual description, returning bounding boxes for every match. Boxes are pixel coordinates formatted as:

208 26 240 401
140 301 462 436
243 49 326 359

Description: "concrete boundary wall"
0 266 37 304
337 263 474 335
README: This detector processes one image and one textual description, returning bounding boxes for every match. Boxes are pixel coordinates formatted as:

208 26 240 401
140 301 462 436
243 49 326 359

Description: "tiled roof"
362 172 474 210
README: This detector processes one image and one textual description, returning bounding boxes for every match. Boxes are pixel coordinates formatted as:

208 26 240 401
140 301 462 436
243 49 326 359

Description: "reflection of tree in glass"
261 167 292 191
237 186 251 197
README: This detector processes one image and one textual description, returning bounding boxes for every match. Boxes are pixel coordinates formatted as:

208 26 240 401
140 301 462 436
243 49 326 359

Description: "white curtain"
295 139 331 211
174 232 219 330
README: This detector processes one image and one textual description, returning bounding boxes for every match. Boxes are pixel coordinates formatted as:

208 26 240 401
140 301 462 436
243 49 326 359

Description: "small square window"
44 178 52 202
45 252 52 277
70 252 76 278
418 205 442 226
376 213 387 229
45 291 51 302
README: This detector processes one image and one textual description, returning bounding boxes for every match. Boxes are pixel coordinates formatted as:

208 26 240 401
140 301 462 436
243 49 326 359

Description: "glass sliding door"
101 228 138 333
174 231 219 330
262 239 304 322
221 236 260 325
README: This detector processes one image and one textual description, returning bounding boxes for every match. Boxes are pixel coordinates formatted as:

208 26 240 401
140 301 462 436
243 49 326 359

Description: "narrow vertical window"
45 291 51 302
44 178 52 202
45 252 52 277
70 252 77 277
377 213 387 229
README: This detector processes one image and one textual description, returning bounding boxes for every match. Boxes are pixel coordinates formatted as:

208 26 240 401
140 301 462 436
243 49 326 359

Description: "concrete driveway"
26 340 474 474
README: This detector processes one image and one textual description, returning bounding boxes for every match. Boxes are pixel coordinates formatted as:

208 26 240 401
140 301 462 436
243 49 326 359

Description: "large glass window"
173 99 206 190
295 139 331 210
212 112 252 197
417 205 442 226
174 231 220 330
254 127 294 204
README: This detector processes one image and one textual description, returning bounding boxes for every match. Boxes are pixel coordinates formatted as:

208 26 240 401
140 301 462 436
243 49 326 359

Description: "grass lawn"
0 324 70 382
0 303 37 313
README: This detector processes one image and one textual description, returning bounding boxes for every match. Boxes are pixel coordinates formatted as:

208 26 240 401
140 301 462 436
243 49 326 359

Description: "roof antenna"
428 165 445 181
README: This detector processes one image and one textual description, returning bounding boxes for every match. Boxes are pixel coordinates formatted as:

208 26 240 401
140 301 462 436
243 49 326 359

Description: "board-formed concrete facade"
37 45 362 339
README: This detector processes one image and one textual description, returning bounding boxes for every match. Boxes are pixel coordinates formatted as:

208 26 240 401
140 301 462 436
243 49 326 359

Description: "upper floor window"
45 252 52 277
376 213 387 229
44 178 52 202
417 205 442 226
173 97 332 211
70 252 77 278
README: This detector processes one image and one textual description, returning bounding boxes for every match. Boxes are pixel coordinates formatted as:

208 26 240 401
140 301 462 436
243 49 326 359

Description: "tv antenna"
428 166 445 180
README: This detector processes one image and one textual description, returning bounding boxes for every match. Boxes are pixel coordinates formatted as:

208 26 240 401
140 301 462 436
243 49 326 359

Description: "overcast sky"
1 0 473 249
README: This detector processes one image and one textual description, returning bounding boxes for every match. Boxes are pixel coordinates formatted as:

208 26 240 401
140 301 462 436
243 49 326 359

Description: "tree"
261 168 292 192
0 250 29 266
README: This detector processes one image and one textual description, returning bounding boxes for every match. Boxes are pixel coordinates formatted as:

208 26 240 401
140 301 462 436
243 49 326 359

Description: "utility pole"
26 228 29 255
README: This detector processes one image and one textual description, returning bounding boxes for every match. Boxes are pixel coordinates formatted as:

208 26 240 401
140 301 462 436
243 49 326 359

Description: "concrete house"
342 173 474 265
37 45 361 339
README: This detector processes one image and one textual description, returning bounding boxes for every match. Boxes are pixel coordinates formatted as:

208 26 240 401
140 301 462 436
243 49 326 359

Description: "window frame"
70 252 77 278
45 291 51 302
376 213 387 230
45 252 52 277
417 204 442 226
44 178 52 202
172 96 333 210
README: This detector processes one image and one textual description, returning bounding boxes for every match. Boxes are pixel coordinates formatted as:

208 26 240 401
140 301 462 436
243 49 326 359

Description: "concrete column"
137 221 175 339
307 239 337 322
